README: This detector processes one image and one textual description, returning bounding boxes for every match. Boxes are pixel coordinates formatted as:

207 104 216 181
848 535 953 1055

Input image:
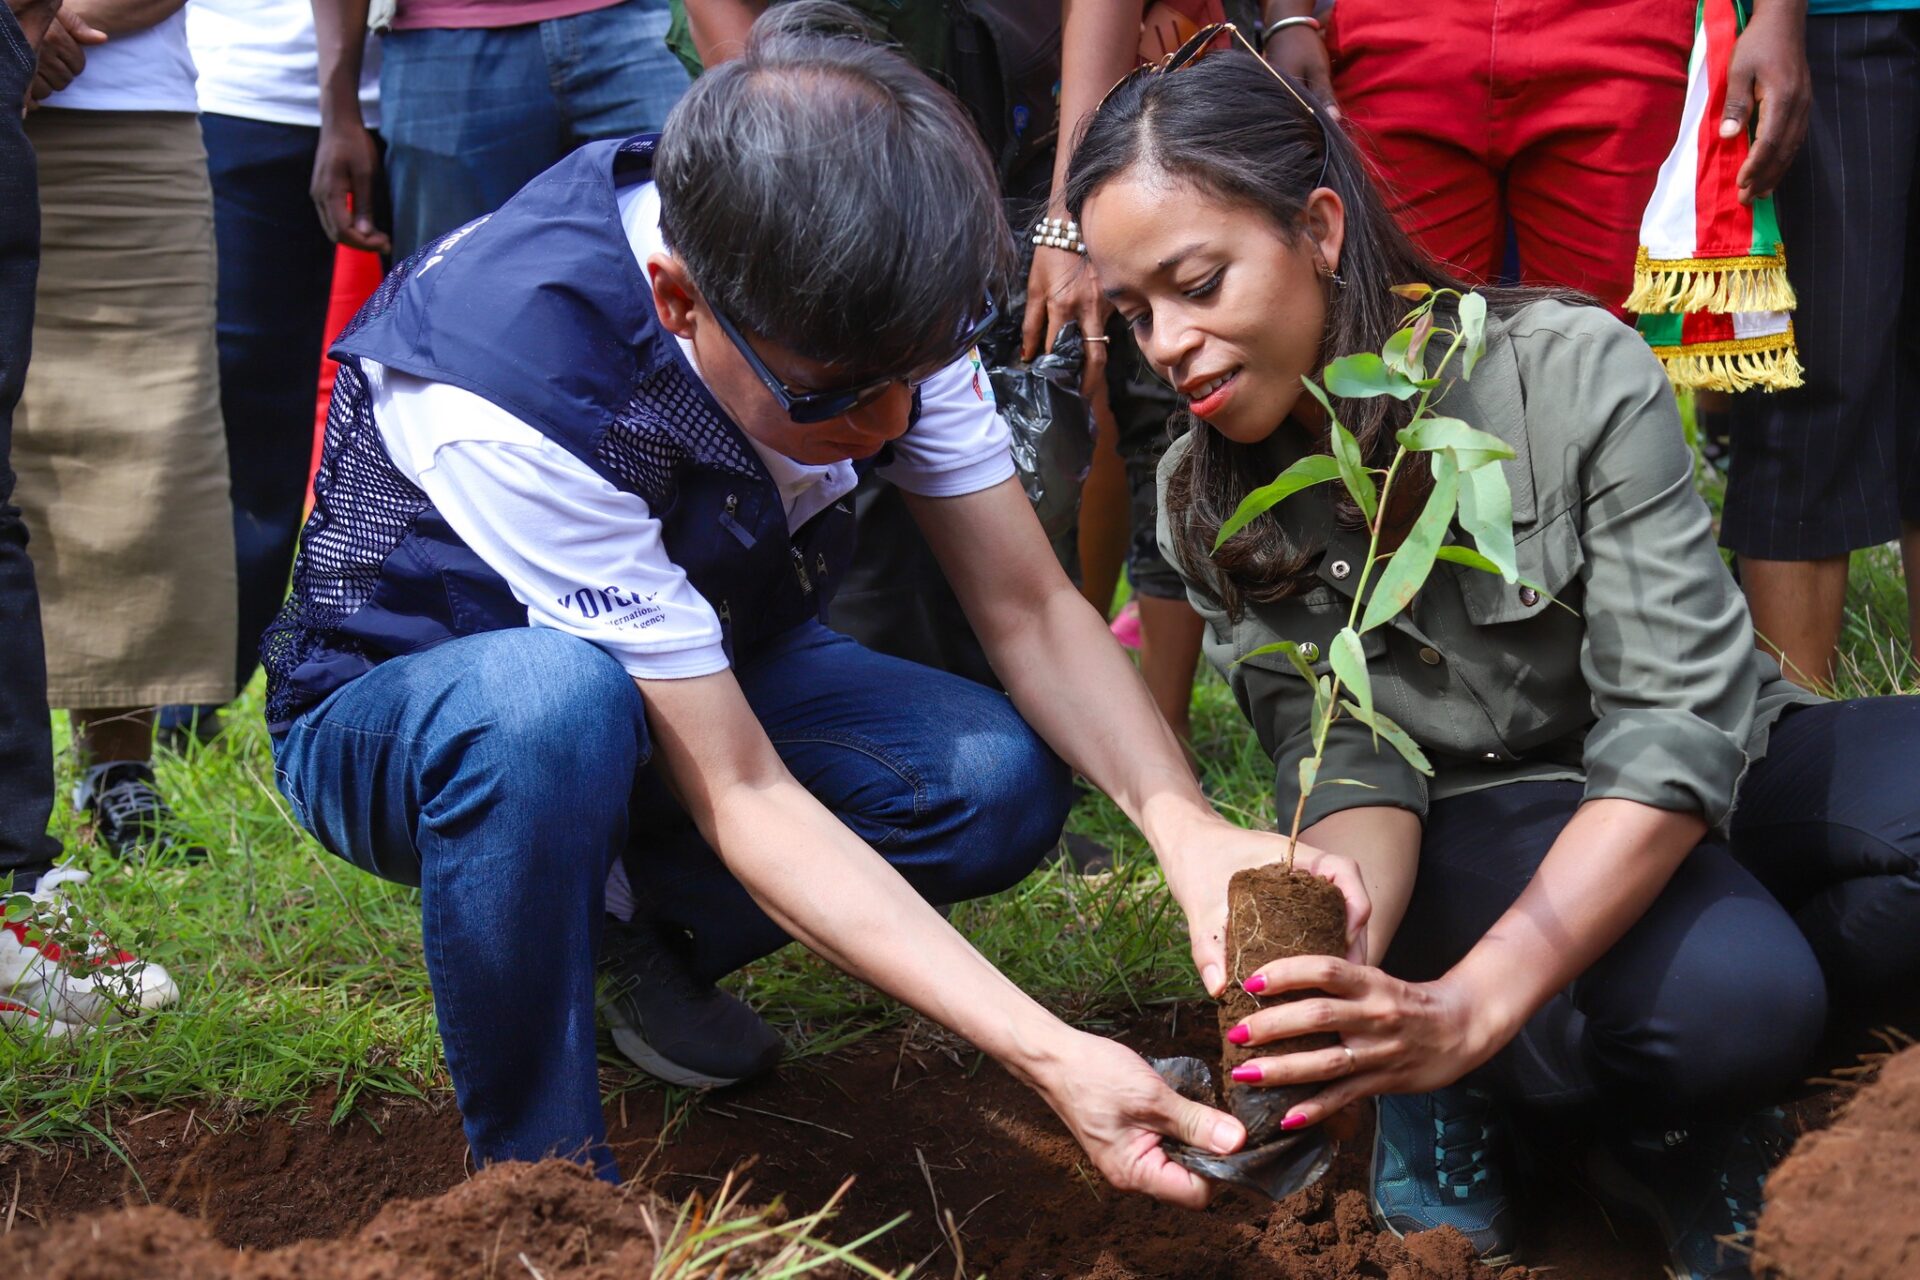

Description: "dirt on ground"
0 1006 1669 1278
1754 1042 1920 1280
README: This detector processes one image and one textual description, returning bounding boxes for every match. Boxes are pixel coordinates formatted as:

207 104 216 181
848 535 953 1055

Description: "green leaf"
1381 327 1416 379
1323 352 1420 402
1389 282 1432 300
1394 416 1513 460
1457 456 1518 582
1330 420 1377 523
1459 292 1488 379
1236 640 1319 685
1312 674 1334 730
1319 777 1380 789
1408 310 1437 371
1434 544 1505 576
1298 756 1318 799
1213 455 1343 550
1329 627 1374 748
1300 375 1337 422
1359 453 1460 633
1340 700 1434 775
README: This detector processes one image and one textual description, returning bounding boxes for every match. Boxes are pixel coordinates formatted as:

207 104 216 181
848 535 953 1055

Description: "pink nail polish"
1226 1024 1250 1045
1280 1112 1308 1131
1242 974 1267 994
1230 1065 1262 1082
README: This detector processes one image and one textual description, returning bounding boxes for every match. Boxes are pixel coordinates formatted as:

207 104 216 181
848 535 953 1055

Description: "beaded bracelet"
1031 216 1087 256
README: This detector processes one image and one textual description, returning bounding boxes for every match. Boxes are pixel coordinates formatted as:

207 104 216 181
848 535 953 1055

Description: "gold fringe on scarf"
1625 245 1799 316
1645 326 1805 393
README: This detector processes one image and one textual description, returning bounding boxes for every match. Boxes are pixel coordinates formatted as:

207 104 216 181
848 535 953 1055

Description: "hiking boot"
1584 1108 1793 1279
597 916 782 1088
1371 1087 1517 1264
1 865 179 1033
75 762 208 862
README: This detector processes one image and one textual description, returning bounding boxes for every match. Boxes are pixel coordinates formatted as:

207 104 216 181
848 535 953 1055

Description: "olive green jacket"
1158 300 1820 831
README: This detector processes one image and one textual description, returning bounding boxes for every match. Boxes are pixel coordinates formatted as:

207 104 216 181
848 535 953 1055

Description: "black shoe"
75 762 208 862
1584 1108 1794 1279
597 917 782 1088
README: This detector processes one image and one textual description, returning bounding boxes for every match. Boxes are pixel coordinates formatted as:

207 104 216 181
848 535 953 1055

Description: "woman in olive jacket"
1065 36 1918 1279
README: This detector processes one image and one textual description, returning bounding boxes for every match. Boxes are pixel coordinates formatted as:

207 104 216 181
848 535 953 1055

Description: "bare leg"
1076 385 1131 617
71 708 154 767
1136 593 1203 741
1738 554 1851 691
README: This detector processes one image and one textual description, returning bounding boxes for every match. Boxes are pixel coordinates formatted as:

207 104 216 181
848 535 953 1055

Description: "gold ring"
1082 335 1111 343
1341 1045 1357 1076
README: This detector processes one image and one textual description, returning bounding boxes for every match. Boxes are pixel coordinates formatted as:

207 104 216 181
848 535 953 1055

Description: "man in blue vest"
264 2 1367 1196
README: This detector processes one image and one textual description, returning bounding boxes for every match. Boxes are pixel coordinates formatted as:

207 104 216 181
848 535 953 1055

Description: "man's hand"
9 0 63 53
1035 1029 1245 1208
1021 243 1111 391
1259 26 1338 121
311 114 389 254
27 6 104 106
1163 821 1371 998
1722 0 1810 205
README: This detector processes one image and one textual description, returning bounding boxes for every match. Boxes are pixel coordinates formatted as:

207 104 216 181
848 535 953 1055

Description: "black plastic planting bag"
988 322 1096 548
1149 1056 1334 1200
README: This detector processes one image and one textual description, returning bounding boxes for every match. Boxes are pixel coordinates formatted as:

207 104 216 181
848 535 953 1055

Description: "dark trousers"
1722 12 1920 558
199 113 340 693
1387 698 1920 1122
0 9 61 879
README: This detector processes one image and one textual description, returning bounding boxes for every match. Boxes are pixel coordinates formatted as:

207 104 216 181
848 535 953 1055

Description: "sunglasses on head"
709 295 999 425
1101 21 1332 193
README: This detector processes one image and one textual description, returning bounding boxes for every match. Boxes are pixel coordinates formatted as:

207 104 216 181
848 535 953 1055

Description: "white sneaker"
1 866 178 1034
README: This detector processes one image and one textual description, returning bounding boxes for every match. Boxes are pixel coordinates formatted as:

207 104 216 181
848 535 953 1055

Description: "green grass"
4 426 1914 1170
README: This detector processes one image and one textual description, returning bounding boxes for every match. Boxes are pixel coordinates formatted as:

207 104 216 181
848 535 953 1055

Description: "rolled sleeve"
1560 320 1757 825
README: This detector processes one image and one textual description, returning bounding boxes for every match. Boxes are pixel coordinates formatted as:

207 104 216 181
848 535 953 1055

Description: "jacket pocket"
1456 509 1585 626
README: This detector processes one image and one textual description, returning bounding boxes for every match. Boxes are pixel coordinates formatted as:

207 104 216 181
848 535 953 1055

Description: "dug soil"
1755 1042 1920 1279
1 1006 1671 1279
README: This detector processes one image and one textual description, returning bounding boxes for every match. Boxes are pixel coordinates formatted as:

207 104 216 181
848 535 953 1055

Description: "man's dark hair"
656 1 1013 380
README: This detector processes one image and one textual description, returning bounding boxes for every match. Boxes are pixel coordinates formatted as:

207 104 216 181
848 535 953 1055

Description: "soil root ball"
1754 1044 1920 1279
1160 862 1350 1200
0 1159 867 1280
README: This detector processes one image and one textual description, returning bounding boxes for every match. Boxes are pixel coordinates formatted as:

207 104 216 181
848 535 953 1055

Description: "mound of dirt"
0 1159 850 1280
1754 1044 1920 1279
1758 1043 1920 1280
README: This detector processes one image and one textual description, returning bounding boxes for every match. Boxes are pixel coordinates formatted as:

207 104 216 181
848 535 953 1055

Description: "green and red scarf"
1627 0 1803 392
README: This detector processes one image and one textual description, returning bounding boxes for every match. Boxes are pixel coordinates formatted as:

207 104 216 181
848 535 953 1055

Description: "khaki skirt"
15 109 237 708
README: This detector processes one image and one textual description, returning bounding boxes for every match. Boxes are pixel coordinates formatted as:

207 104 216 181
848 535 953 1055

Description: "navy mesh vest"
261 136 866 731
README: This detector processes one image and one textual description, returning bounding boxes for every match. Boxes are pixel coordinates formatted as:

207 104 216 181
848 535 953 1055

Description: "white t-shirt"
45 11 198 114
189 0 382 130
367 180 1015 681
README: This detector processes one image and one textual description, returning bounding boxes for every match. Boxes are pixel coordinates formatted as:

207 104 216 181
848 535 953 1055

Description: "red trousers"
1327 0 1694 308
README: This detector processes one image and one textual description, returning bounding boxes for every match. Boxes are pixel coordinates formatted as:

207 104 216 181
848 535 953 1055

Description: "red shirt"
390 0 624 31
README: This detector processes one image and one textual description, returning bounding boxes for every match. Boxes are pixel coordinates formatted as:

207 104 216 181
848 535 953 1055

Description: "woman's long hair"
1064 49 1570 616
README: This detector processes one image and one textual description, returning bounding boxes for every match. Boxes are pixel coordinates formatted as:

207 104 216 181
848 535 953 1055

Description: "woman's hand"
1020 242 1111 392
1259 26 1339 121
1034 1030 1246 1208
28 7 105 106
1164 822 1372 997
1223 957 1511 1129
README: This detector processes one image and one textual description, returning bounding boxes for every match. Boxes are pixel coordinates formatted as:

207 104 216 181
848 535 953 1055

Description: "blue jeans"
272 622 1072 1178
380 0 690 258
0 7 61 879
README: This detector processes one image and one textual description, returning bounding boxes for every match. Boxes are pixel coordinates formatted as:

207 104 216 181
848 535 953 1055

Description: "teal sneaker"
1584 1108 1793 1280
1370 1087 1517 1264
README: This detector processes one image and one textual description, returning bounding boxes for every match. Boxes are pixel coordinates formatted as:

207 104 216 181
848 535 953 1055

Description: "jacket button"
1418 646 1442 666
1299 642 1320 662
1329 559 1352 580
1519 586 1540 607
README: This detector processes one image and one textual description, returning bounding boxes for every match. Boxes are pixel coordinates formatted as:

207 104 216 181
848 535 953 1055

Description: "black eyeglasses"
1101 21 1331 193
709 295 999 425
